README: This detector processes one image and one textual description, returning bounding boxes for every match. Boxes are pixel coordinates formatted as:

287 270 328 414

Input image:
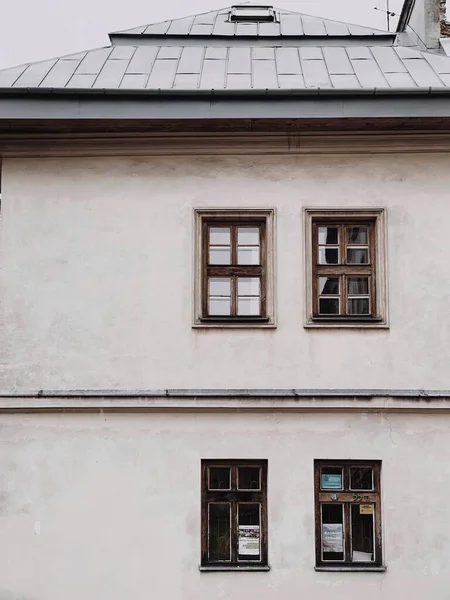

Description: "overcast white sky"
0 0 403 70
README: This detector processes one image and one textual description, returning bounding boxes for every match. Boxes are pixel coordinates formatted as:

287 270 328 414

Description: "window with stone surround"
314 460 384 571
194 209 275 327
200 459 268 570
304 208 388 328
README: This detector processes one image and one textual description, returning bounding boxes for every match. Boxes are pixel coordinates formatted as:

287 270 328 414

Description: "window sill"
199 565 271 572
315 565 387 573
305 317 388 329
194 317 275 329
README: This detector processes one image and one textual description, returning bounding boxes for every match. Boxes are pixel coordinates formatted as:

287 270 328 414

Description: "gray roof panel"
301 15 327 36
350 54 389 87
280 15 304 36
40 59 81 88
13 60 57 87
0 65 28 87
278 74 305 88
75 48 112 75
322 47 353 75
127 47 158 73
166 17 194 35
178 47 205 73
120 73 148 89
5 41 450 94
371 46 407 73
201 58 227 88
228 48 251 73
93 58 129 88
403 58 444 87
276 48 302 75
302 56 332 88
253 58 278 88
111 6 390 38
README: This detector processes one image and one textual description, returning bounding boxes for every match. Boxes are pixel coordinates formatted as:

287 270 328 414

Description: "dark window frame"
201 459 268 569
314 459 383 570
312 218 378 322
201 217 268 322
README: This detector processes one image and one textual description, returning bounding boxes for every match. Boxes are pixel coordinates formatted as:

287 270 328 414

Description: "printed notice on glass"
321 474 342 490
322 524 343 553
238 525 260 556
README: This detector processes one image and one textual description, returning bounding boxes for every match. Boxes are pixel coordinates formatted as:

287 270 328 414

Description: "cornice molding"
1 131 450 157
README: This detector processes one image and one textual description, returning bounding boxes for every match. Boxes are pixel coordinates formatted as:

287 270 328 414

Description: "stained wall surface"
1 410 450 600
0 153 449 391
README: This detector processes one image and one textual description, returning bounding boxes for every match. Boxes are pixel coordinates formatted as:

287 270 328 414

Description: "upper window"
230 5 276 22
194 209 275 327
314 460 384 571
304 209 388 328
201 459 268 570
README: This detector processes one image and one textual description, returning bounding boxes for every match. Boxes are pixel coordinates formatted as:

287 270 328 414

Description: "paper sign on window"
322 524 343 553
238 525 260 555
359 504 374 515
321 474 342 490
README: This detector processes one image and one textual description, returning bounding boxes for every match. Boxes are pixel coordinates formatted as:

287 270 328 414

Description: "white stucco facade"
1 148 450 598
1 410 450 600
1 152 449 391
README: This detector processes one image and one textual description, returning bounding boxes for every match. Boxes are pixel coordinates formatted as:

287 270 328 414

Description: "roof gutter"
1 86 450 97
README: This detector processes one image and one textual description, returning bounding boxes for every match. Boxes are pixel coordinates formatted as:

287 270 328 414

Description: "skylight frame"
229 5 277 22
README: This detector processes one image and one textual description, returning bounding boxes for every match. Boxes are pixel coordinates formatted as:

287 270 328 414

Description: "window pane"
347 298 369 315
319 298 339 315
322 504 344 561
238 467 261 490
319 247 339 264
210 227 230 245
209 297 231 316
237 297 260 316
238 247 260 265
238 277 260 296
320 467 343 490
319 277 339 295
318 227 338 245
209 277 231 297
209 503 231 561
209 467 231 490
348 277 369 296
238 227 259 245
347 226 368 245
347 248 368 264
209 247 231 265
351 504 374 562
238 503 260 560
350 467 374 490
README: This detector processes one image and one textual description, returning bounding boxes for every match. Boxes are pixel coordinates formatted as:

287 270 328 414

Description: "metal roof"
110 7 390 38
2 44 450 92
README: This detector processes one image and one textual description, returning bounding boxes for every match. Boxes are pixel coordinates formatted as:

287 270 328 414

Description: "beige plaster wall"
1 410 450 600
0 153 449 391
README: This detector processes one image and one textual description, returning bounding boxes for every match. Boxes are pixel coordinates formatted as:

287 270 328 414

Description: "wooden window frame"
304 208 388 329
194 209 276 328
201 459 268 570
314 460 384 571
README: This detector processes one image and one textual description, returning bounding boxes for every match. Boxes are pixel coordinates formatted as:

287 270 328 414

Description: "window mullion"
344 502 352 563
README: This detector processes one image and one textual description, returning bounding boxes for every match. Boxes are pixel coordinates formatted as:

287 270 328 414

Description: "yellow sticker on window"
360 504 374 515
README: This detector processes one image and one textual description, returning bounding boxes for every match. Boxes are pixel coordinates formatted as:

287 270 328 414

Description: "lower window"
314 460 383 569
201 459 268 568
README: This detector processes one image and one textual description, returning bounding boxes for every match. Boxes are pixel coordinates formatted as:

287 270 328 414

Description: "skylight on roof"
230 5 276 22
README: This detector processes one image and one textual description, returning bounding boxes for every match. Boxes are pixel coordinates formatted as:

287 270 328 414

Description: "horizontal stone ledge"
0 390 449 412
